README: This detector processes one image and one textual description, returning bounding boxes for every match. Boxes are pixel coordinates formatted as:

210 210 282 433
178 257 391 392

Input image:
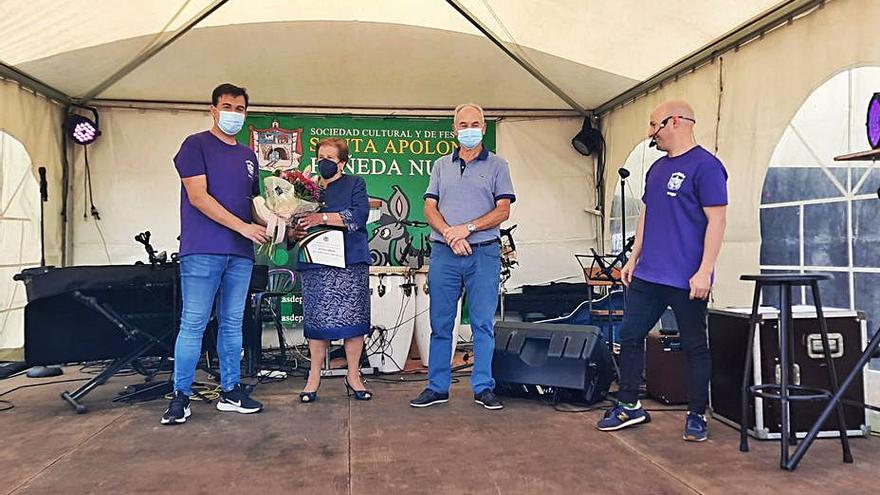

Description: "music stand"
574 237 633 348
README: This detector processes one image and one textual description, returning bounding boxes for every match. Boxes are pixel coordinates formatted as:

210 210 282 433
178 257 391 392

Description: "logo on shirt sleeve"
246 160 256 180
667 172 687 197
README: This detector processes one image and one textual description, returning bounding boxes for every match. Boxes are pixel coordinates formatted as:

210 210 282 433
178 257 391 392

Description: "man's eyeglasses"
652 115 696 129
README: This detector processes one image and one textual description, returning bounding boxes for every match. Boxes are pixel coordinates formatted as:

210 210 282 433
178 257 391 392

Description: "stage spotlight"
65 108 101 145
571 117 604 156
866 92 880 149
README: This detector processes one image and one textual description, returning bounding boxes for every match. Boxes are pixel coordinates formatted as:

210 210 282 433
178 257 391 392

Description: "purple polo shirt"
634 145 728 290
174 130 260 260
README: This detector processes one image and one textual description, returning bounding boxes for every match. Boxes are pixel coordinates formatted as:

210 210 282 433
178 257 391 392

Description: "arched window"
609 139 664 252
0 131 41 353
760 67 880 334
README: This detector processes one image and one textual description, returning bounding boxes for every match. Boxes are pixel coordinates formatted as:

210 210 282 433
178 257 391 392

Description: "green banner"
238 114 495 328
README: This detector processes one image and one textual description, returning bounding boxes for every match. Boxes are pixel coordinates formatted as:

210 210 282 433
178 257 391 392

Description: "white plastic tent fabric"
0 0 783 109
0 80 64 358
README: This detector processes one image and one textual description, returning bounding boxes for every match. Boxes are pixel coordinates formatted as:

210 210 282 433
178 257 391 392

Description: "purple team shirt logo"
666 172 687 197
246 159 256 180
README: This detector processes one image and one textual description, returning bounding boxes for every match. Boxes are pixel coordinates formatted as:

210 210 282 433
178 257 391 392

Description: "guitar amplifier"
645 329 688 404
708 307 869 439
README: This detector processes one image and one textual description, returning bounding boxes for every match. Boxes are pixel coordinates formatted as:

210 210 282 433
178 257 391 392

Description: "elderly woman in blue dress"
291 137 372 402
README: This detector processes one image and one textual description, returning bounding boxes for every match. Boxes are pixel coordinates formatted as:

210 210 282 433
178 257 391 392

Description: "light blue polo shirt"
424 147 516 244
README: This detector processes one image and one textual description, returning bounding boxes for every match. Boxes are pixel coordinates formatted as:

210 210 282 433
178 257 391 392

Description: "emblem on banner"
248 120 304 172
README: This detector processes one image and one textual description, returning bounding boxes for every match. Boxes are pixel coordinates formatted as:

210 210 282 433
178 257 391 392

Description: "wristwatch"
322 213 329 224
467 222 476 233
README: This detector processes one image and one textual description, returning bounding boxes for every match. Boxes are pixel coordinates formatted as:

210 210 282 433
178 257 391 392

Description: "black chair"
246 269 296 374
739 273 852 470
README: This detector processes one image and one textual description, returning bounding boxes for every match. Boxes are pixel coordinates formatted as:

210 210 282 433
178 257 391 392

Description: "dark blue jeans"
617 277 710 414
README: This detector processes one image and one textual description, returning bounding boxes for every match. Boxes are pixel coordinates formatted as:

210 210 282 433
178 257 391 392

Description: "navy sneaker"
410 388 449 408
160 390 191 425
474 389 503 410
216 384 263 414
596 402 651 431
683 412 709 442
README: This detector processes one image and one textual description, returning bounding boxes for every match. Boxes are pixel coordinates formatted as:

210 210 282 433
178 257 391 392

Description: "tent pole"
0 62 70 104
445 0 588 117
78 0 230 104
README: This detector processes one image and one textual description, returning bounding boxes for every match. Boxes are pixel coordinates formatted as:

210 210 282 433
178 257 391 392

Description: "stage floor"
1 368 877 495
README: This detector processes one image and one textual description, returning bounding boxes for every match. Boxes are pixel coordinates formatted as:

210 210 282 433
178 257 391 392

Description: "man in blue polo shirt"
410 103 515 411
597 100 728 441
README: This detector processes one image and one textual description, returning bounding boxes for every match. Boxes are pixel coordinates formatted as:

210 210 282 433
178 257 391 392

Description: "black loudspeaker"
492 322 615 404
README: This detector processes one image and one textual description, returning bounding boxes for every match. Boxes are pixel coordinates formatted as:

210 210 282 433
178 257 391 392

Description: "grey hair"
453 103 485 124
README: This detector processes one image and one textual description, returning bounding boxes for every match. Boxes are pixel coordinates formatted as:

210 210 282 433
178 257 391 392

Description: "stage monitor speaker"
492 321 614 404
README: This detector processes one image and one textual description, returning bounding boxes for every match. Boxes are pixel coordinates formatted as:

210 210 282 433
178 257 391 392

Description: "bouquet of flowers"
252 169 324 259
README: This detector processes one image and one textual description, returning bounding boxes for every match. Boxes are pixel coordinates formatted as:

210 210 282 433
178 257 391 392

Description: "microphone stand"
618 168 631 302
27 167 63 378
618 168 629 253
39 166 48 269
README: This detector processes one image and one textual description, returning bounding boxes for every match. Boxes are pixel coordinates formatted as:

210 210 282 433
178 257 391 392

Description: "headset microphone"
648 116 671 148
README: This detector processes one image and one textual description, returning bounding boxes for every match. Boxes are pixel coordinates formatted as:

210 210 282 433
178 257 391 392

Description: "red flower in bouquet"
279 169 324 203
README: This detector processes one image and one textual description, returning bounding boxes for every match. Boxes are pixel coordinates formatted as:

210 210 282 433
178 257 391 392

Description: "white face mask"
457 128 483 149
217 111 245 136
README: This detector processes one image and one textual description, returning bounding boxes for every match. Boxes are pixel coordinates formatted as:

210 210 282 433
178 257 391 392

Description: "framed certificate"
297 228 346 268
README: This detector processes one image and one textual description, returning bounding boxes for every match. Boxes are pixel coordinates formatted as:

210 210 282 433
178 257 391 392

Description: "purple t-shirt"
174 131 260 260
634 145 728 290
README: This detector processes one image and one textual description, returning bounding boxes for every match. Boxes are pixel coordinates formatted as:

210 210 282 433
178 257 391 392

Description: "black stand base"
59 291 172 414
114 379 173 404
26 366 63 378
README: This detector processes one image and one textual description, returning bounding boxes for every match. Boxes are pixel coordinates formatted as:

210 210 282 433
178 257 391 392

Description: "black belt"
433 238 499 247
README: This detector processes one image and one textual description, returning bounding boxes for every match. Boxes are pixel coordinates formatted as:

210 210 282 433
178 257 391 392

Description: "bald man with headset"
597 100 728 442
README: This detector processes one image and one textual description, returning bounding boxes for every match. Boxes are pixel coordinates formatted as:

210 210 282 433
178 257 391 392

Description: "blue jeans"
174 254 254 395
428 241 500 394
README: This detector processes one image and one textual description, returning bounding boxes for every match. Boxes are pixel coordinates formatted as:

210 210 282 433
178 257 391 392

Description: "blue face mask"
318 158 340 179
457 127 483 149
217 111 245 136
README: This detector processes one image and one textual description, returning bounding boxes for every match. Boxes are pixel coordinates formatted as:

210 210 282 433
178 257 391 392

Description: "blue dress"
297 175 371 340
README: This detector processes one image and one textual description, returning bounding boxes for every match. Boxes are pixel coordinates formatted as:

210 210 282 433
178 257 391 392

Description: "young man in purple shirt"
597 100 728 441
161 83 270 425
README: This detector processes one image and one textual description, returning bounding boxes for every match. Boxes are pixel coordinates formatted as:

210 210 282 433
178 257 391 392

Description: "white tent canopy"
0 0 784 110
